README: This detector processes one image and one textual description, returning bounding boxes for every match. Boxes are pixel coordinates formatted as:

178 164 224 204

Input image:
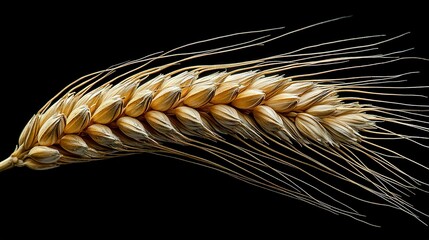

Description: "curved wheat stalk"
1 17 428 226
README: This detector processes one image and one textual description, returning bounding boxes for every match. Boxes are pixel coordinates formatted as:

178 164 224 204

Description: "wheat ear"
2 17 429 226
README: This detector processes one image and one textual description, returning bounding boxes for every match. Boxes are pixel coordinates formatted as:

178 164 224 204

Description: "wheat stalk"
2 17 429 226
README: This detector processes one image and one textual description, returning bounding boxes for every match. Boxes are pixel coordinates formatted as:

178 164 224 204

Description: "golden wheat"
1 17 428 226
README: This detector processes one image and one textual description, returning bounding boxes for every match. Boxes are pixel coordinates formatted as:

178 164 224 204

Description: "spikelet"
116 116 151 142
37 113 66 146
151 86 181 111
2 17 429 227
28 146 61 164
210 82 240 104
184 84 216 108
59 134 90 157
124 89 153 117
85 124 122 149
264 93 299 112
231 89 265 109
18 114 40 150
64 105 91 134
92 95 124 124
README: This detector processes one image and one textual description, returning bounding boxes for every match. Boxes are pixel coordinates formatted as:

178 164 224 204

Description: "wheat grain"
1 17 429 226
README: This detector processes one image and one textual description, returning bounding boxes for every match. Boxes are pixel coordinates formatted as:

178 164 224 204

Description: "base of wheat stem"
0 157 14 172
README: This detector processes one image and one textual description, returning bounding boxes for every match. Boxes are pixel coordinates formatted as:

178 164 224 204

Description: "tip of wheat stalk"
2 17 429 226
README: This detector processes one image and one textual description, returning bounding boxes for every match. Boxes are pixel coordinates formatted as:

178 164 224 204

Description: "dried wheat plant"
1 17 428 226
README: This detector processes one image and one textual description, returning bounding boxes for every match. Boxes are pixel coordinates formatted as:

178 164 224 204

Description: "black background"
1 2 429 239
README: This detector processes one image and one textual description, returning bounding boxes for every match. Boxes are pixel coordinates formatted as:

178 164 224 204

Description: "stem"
0 156 15 172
